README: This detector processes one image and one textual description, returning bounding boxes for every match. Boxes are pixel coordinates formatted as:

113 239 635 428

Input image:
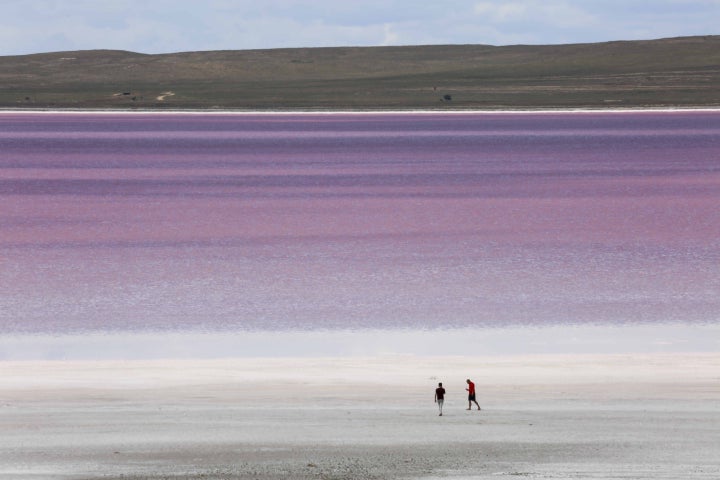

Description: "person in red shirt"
434 382 446 416
466 379 481 411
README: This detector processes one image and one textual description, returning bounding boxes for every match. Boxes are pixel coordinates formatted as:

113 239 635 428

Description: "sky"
1 0 718 56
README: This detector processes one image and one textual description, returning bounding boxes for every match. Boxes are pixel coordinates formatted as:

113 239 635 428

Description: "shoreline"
3 353 718 407
2 323 719 361
3 106 720 115
2 352 719 387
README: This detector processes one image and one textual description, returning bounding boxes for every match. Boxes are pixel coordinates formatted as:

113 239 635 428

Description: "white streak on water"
1 324 719 361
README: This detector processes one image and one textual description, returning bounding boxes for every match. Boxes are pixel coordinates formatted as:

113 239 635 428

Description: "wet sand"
1 354 719 479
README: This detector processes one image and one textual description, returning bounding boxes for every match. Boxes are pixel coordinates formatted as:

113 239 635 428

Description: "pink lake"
1 112 719 346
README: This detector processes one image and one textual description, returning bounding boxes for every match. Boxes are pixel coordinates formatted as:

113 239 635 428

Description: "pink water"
2 112 719 334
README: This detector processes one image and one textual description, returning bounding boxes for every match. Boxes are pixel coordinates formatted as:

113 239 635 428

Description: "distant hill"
1 35 719 110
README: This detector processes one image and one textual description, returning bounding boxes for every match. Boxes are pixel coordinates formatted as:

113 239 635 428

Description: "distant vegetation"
1 36 719 110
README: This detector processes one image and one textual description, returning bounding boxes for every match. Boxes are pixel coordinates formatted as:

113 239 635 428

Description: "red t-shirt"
467 381 475 395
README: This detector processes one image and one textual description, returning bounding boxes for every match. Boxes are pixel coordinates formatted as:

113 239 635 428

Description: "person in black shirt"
434 382 446 416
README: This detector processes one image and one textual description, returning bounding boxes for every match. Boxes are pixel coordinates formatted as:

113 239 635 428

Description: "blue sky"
1 0 719 55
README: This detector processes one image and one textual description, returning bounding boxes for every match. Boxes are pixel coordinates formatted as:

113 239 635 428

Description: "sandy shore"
1 354 719 479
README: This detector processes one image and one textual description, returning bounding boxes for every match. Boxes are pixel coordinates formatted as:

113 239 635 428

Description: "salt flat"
1 354 719 479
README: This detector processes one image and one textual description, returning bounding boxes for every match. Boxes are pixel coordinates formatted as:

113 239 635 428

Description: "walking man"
466 379 481 411
435 382 446 416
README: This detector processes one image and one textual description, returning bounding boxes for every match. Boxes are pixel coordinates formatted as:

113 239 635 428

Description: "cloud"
471 1 605 44
469 0 720 44
1 0 719 55
382 24 400 46
474 2 529 21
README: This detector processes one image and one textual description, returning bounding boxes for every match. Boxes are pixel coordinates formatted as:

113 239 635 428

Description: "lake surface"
1 111 719 357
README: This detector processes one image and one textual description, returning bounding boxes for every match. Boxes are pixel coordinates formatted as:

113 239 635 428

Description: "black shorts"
468 393 476 401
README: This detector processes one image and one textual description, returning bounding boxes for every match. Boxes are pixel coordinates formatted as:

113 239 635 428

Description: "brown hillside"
1 36 719 109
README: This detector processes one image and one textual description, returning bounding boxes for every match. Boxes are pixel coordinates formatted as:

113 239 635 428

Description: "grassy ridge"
1 36 719 109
